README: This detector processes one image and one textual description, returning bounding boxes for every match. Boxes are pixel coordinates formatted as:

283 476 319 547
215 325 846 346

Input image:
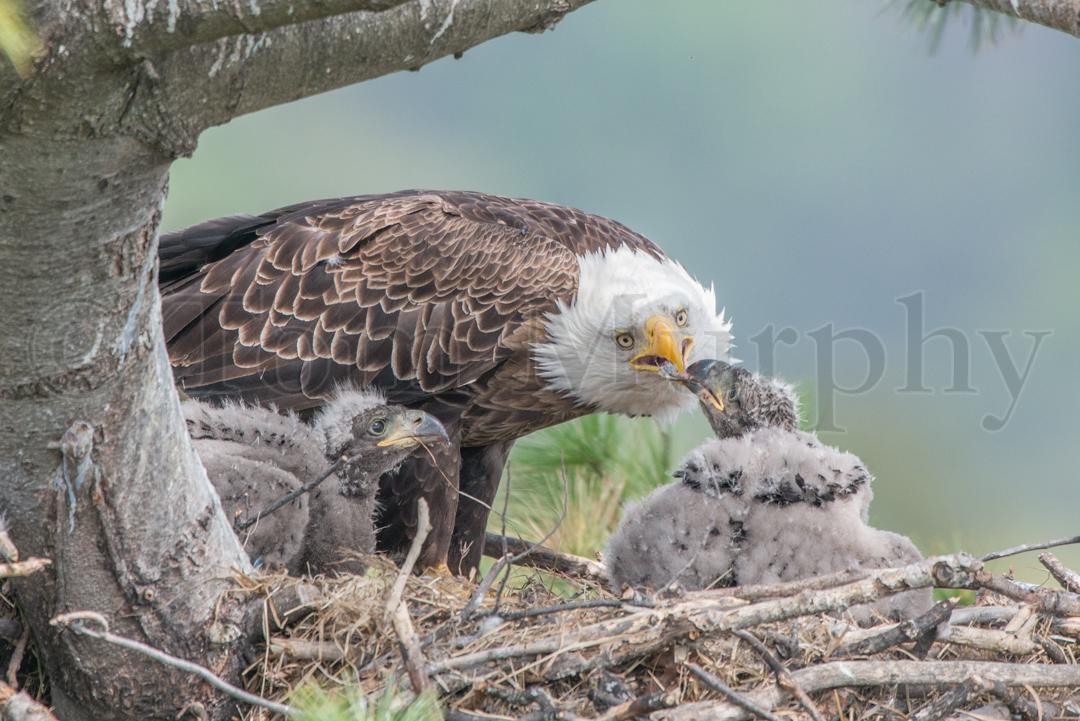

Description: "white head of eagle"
534 246 732 424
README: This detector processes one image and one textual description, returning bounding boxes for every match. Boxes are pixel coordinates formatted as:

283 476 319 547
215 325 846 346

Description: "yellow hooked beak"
629 316 694 374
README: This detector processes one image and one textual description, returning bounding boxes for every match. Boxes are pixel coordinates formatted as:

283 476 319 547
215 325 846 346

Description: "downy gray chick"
606 360 930 624
184 389 448 576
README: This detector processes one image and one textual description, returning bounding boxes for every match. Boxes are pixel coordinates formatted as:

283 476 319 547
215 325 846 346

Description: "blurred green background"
163 1 1080 582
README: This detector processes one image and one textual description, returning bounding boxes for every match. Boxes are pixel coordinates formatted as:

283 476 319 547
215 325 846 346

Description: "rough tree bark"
0 0 594 718
0 0 1077 718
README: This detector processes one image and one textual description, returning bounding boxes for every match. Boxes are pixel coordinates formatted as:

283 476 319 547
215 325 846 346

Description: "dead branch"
483 533 607 584
985 680 1044 721
0 559 50 578
731 629 824 721
0 681 59 721
979 534 1080 562
955 0 1080 42
593 691 675 721
51 611 300 718
388 499 431 693
663 660 1080 721
702 569 869 602
429 553 982 681
5 622 29 688
832 600 954 659
972 570 1080 615
687 664 785 721
910 676 991 721
1038 552 1080 593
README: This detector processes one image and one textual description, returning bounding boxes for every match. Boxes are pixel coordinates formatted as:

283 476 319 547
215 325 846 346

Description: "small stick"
832 599 954 659
51 611 300 717
593 691 675 721
985 680 1042 721
731 629 825 721
491 466 513 616
482 533 606 583
491 599 638 622
701 568 868 601
979 535 1080 562
461 459 569 620
910 675 990 721
972 570 1080 616
6 623 29 689
385 499 431 693
1038 552 1080 594
687 663 786 721
384 499 431 624
236 451 362 532
0 558 51 579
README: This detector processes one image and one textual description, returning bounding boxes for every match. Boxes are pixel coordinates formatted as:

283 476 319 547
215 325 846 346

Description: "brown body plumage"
160 190 729 573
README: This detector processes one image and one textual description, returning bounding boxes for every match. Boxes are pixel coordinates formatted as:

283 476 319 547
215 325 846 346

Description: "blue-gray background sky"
162 1 1080 580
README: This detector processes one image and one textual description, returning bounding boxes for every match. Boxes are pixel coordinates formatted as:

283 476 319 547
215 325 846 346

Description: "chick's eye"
369 419 387 435
615 333 635 349
675 309 688 327
728 387 739 402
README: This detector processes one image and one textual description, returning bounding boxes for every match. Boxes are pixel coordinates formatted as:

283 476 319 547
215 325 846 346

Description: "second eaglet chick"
606 360 930 624
184 389 448 576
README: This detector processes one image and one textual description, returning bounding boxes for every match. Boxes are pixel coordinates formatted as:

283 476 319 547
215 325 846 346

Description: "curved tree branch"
114 0 410 58
143 0 593 153
955 0 1080 39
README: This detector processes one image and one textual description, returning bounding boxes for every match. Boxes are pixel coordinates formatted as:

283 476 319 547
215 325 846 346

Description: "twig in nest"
985 680 1043 721
0 680 59 720
492 466 513 616
702 568 868 601
1038 552 1080 593
6 622 29 689
593 690 675 721
687 663 785 721
731 629 824 721
979 535 1080 562
910 675 991 721
482 533 606 584
387 499 431 693
971 569 1080 616
461 457 569 620
236 451 360 531
832 599 954 659
0 558 51 579
493 599 638 622
50 611 300 718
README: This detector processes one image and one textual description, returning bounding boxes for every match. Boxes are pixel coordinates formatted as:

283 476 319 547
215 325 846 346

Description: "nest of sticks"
237 519 1080 721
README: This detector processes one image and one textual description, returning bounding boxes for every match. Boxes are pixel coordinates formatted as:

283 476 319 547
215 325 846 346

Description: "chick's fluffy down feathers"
606 427 931 624
184 400 324 571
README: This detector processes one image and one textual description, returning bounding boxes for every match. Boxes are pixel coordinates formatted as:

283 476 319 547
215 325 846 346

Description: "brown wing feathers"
163 191 656 414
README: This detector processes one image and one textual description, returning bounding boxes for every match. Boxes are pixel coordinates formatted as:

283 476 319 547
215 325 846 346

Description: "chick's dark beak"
376 411 450 448
679 359 733 413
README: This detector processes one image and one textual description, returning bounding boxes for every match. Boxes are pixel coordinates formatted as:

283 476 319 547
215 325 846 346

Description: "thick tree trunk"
0 132 254 719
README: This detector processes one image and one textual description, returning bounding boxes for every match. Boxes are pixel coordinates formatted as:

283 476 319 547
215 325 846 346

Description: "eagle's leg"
374 419 463 570
447 441 515 577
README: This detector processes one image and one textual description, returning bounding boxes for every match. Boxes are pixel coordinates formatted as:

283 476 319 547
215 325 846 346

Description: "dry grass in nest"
235 549 1080 721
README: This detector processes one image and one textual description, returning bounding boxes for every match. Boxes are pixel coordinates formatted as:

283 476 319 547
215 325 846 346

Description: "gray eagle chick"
606 360 930 624
184 389 447 576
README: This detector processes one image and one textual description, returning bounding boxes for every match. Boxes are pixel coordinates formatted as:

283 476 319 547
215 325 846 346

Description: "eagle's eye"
728 386 739 402
615 333 635 349
369 419 387 435
675 309 688 327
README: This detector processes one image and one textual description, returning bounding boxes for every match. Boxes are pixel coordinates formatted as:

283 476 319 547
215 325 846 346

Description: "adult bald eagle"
160 190 731 574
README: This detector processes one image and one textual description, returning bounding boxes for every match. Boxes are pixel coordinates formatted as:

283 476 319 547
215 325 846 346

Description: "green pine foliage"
292 680 441 721
887 0 1023 52
493 414 675 558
